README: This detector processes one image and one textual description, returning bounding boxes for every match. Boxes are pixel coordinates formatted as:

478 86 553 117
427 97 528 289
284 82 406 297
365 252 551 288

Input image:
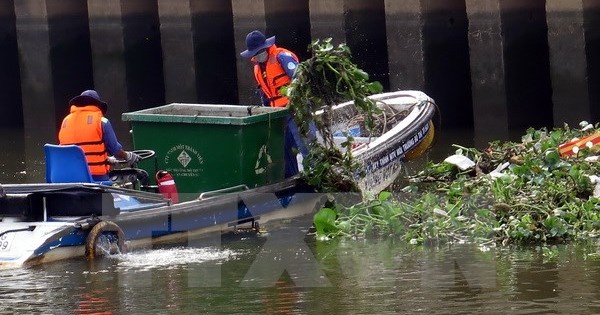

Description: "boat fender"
156 170 179 204
85 220 127 259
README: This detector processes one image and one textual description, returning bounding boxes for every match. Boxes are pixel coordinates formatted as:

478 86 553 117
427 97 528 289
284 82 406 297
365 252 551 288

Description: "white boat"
321 90 437 194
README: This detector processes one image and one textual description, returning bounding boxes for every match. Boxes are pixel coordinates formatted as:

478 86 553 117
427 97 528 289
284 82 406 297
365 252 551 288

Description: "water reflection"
74 288 115 315
0 128 47 183
306 240 600 314
0 238 599 313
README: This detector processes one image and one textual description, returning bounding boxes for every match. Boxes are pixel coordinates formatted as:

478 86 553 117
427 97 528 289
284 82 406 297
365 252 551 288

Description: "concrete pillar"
87 0 130 142
344 0 389 90
499 0 554 130
47 1 95 124
158 0 197 103
309 0 346 46
264 0 311 61
465 0 509 144
14 0 57 135
546 0 590 126
88 0 165 146
232 0 267 105
119 0 165 111
0 1 23 127
583 0 600 122
190 0 238 104
422 0 473 131
15 0 93 177
384 0 425 91
15 0 93 142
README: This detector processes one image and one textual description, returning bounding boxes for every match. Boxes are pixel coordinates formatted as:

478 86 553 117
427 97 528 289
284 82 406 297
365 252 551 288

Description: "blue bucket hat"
240 30 275 59
69 89 108 114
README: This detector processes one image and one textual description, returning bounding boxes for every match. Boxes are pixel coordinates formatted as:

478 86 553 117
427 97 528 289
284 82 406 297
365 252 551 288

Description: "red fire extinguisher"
156 170 179 204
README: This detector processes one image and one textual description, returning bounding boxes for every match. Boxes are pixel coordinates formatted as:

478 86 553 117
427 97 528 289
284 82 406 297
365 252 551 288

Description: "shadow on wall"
2 0 598 139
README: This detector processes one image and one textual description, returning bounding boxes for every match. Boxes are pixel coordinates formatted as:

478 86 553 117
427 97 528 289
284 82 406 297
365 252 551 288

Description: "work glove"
107 156 119 165
125 151 140 166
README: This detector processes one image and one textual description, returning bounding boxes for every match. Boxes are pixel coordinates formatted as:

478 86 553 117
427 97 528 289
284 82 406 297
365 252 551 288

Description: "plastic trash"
489 161 510 178
444 154 475 170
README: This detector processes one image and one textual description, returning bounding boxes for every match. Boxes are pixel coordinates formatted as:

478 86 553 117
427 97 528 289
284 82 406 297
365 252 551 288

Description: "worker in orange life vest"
240 30 313 177
58 90 140 181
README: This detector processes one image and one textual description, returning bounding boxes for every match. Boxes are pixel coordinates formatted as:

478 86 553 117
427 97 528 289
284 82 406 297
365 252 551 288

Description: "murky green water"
1 235 599 314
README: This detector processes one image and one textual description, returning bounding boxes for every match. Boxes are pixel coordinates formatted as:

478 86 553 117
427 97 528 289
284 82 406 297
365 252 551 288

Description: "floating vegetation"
313 122 600 245
286 38 383 192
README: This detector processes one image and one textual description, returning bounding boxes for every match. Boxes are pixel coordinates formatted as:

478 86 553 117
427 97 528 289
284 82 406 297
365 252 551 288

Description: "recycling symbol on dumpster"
255 145 272 174
178 150 192 167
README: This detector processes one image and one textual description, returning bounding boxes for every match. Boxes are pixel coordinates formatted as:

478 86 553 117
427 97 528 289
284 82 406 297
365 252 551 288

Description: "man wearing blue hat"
59 89 140 181
241 30 309 177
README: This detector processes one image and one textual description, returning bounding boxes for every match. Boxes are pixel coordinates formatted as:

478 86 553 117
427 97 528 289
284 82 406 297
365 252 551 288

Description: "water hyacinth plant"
285 38 383 192
313 123 600 245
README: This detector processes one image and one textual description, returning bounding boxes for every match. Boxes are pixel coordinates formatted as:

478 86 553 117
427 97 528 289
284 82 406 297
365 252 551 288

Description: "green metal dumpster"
122 104 288 201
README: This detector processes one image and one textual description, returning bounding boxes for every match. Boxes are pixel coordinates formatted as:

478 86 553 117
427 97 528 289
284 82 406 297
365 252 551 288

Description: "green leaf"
378 191 392 202
313 207 338 235
367 81 383 94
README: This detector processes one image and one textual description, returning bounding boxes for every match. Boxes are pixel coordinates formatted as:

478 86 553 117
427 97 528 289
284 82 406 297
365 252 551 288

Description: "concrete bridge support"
547 0 591 127
421 0 473 130
466 0 509 144
344 0 390 90
88 0 165 142
232 0 266 105
584 0 600 122
190 0 238 104
500 0 554 131
4 0 600 148
158 0 238 105
14 0 93 136
385 0 426 91
309 0 346 47
0 1 22 128
87 0 129 138
157 0 197 103
14 0 95 175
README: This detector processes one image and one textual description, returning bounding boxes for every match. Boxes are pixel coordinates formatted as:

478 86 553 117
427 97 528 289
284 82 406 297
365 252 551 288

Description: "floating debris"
313 124 600 245
286 39 383 193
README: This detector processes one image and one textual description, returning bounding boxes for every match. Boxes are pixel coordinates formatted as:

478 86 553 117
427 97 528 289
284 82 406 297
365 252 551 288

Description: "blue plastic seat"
44 144 112 186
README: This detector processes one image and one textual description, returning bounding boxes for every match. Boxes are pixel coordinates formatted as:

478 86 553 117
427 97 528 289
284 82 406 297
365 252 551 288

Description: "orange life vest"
58 105 110 176
253 45 298 107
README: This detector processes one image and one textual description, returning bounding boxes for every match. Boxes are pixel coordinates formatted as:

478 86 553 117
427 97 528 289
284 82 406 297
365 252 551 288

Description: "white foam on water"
116 247 236 271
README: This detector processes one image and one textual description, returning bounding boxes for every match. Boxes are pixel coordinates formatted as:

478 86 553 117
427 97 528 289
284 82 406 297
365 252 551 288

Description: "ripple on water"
115 247 237 271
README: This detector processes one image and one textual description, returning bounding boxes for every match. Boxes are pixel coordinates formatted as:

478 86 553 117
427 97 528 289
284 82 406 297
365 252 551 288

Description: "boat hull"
0 178 323 268
326 90 437 193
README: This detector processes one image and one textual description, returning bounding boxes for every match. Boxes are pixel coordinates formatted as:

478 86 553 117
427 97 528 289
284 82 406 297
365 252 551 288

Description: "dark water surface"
0 237 599 314
2 129 600 314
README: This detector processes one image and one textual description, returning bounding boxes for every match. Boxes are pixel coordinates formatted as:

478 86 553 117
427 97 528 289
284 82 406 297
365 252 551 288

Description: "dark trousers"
284 116 314 177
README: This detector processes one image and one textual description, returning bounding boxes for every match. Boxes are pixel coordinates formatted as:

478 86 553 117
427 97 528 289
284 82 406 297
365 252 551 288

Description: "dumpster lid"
122 104 288 125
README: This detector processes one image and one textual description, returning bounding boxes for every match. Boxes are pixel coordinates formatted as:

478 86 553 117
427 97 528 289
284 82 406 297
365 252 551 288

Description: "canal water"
0 235 599 314
1 128 600 314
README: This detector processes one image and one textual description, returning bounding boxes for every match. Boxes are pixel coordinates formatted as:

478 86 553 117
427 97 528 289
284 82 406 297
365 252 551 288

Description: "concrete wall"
0 0 22 128
547 0 591 127
466 0 509 143
1 0 598 144
385 0 425 91
157 0 196 104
